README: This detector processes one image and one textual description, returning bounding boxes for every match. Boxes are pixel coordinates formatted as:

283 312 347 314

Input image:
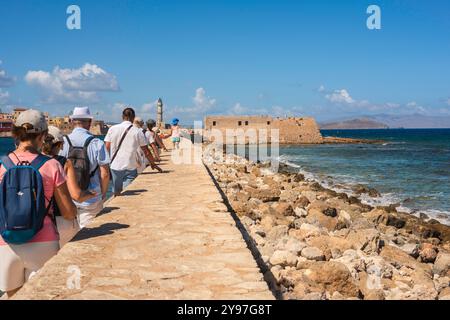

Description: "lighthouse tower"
156 98 163 128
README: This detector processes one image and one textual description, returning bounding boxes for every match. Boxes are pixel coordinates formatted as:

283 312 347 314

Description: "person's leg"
111 169 125 196
56 216 81 246
0 245 25 298
123 169 138 189
22 242 59 283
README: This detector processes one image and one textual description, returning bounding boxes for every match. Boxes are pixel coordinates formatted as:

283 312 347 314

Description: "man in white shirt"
104 108 161 196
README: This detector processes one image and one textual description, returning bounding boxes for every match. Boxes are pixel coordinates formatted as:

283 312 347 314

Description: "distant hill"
368 114 450 129
320 118 389 129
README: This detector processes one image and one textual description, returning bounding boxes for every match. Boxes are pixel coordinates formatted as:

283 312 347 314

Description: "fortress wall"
203 116 323 144
273 117 323 144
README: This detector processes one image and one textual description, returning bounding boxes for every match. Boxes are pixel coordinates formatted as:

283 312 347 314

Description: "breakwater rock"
204 151 450 300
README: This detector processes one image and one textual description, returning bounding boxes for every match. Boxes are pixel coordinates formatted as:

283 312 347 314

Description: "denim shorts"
110 169 138 194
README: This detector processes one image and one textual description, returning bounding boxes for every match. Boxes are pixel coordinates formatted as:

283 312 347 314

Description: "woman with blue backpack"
0 110 77 298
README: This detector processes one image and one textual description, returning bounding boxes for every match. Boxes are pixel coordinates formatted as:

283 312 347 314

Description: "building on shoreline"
0 108 108 137
203 115 323 144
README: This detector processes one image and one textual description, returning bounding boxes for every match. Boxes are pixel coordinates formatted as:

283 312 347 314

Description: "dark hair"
12 125 47 143
122 108 136 122
42 135 63 156
146 119 156 129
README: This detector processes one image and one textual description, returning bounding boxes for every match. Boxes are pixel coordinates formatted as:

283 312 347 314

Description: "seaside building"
0 108 108 136
203 115 323 144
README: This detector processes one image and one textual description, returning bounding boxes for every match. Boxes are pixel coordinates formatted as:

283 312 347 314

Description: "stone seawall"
204 151 450 300
13 141 274 300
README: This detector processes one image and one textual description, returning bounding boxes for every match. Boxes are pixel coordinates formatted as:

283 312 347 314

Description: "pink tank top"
0 152 67 245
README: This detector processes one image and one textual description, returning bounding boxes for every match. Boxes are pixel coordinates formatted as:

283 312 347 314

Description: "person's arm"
156 134 168 151
161 129 173 139
140 145 162 172
64 160 97 203
99 164 110 200
105 141 111 154
53 182 77 220
150 142 160 161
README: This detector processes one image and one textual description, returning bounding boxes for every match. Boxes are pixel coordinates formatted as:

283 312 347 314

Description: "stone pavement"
13 141 274 300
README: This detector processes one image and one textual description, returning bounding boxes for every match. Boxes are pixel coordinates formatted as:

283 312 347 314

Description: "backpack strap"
30 154 51 170
53 155 67 167
0 155 16 170
110 125 133 165
83 136 96 149
83 136 99 177
64 135 73 148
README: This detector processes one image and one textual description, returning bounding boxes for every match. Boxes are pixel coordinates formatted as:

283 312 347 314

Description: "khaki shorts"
77 200 104 228
0 241 59 292
56 216 81 248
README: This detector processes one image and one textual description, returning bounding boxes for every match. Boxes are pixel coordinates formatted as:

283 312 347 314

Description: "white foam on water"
275 155 450 226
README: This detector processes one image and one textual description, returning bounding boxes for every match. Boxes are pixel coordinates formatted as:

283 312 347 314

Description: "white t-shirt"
105 121 147 171
145 130 155 144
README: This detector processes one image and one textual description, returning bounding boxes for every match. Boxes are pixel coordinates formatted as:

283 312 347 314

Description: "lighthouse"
156 98 163 128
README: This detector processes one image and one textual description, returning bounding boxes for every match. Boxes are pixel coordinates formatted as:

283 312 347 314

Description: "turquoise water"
279 129 450 224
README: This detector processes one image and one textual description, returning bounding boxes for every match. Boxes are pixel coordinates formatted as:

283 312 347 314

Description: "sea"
224 128 450 225
278 129 450 225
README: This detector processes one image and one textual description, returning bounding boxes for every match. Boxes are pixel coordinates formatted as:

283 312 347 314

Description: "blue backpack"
0 153 52 245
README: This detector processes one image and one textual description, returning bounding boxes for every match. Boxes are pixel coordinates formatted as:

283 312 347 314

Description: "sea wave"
275 155 450 226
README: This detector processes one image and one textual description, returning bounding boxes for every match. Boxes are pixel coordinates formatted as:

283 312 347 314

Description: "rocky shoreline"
204 151 450 300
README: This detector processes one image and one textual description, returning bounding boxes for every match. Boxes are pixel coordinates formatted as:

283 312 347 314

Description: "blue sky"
0 0 449 123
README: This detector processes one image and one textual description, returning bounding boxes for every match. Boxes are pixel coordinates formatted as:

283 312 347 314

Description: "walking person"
59 107 111 228
42 126 97 246
105 108 162 197
162 118 191 149
133 117 148 174
145 119 163 162
0 110 77 298
169 118 182 149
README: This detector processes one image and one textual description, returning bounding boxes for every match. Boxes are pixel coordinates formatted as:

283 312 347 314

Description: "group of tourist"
0 106 179 299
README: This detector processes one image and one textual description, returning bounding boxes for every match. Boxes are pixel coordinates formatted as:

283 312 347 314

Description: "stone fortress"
203 115 324 144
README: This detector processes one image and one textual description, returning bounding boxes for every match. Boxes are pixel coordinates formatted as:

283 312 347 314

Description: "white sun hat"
70 106 94 120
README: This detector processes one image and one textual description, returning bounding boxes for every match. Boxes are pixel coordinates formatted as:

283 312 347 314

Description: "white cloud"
193 87 216 111
25 63 119 104
231 103 246 114
0 89 9 104
165 88 217 120
0 69 15 88
325 89 355 104
317 85 326 93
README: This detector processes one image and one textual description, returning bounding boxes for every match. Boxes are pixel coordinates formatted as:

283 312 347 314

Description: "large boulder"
301 246 325 261
433 252 450 277
364 209 406 229
305 201 338 231
297 261 360 298
419 243 438 263
269 250 298 268
244 186 281 202
272 202 295 217
345 228 384 254
306 235 354 260
266 225 289 242
289 223 322 241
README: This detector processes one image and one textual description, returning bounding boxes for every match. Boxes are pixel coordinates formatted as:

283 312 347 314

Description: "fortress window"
238 121 242 126
267 121 271 125
245 121 249 126
212 121 217 126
